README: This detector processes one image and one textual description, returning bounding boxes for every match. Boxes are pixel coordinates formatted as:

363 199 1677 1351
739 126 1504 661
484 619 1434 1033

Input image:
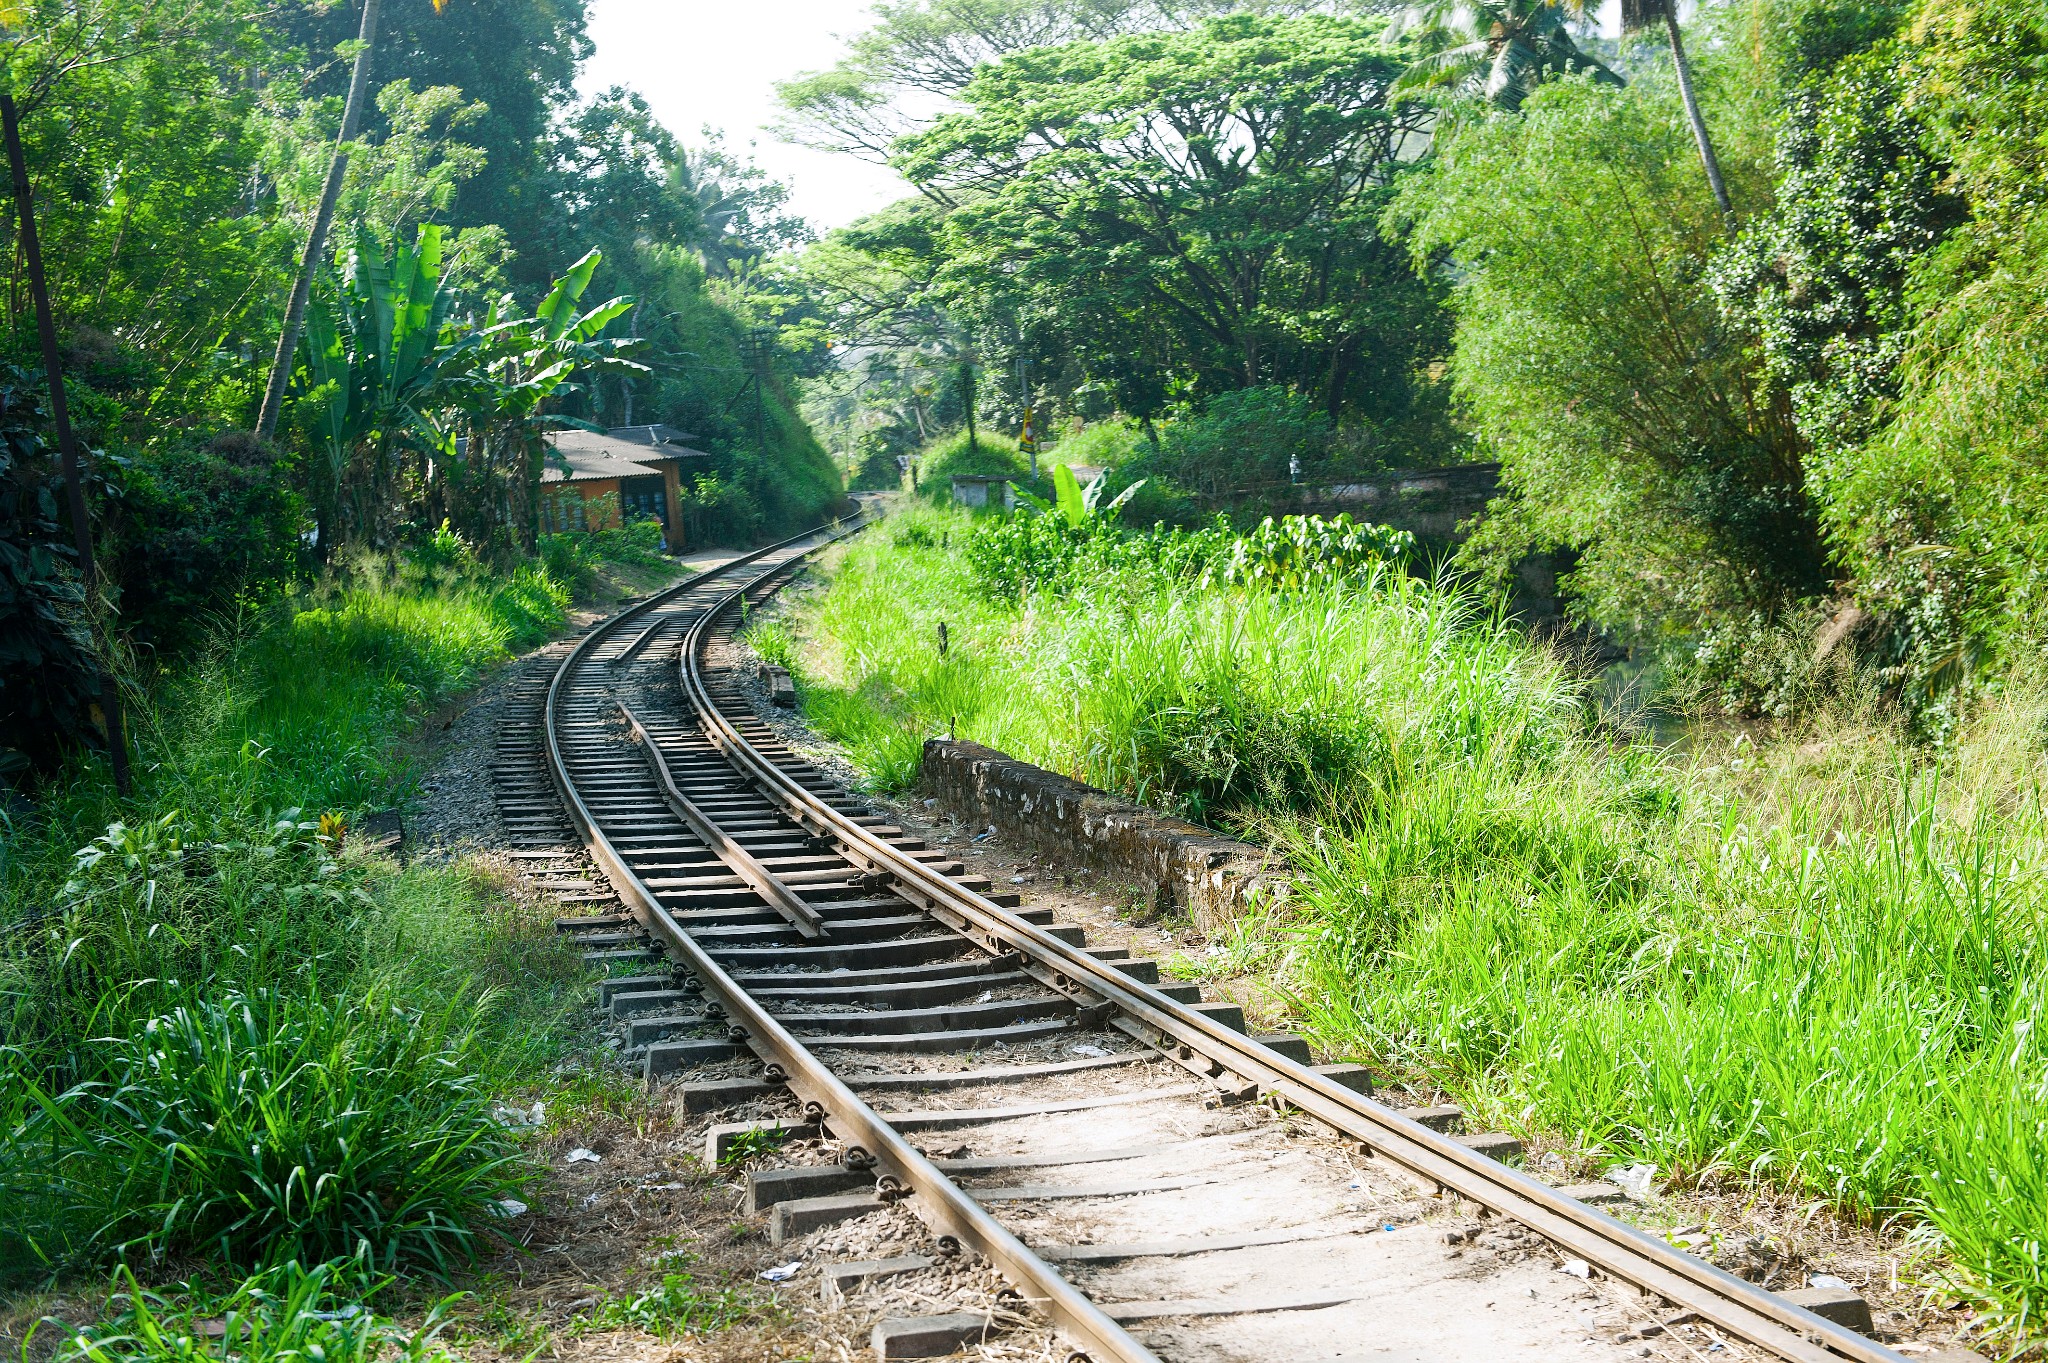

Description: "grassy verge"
1 529 786 1358
781 504 2048 1346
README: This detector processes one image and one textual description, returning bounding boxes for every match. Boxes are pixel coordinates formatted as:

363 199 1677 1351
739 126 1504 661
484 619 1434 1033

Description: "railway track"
500 514 1913 1363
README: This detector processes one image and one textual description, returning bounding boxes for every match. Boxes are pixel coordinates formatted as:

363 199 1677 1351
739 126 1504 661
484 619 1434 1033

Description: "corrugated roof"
606 423 698 445
541 430 665 484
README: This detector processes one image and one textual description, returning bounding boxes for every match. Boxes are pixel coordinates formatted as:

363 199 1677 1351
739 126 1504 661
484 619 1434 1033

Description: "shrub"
109 433 308 659
1130 387 1333 500
34 989 521 1273
0 364 108 779
911 430 1024 501
1215 514 1414 590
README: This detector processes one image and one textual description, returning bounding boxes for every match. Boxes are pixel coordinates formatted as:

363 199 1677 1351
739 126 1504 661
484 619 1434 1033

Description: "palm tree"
1396 0 1735 225
1393 0 1621 111
1623 0 1733 222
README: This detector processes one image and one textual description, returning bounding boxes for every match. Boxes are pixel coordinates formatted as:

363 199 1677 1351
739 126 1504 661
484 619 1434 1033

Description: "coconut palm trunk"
1660 6 1733 222
254 0 381 440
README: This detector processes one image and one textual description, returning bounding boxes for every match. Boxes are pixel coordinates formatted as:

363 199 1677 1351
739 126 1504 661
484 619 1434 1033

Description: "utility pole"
959 356 977 456
254 0 382 439
740 327 773 454
3 94 132 795
1015 352 1036 481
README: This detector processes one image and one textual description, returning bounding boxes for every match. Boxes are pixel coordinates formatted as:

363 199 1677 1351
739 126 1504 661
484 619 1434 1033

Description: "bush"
539 517 669 596
110 433 308 659
1130 387 1333 500
1216 514 1414 591
678 471 764 546
911 430 1024 501
0 364 109 779
27 990 521 1273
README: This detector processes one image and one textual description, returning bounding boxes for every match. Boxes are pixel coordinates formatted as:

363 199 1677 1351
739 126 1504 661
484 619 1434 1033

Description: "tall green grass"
54 1259 462 1363
2 554 580 1287
792 506 2048 1343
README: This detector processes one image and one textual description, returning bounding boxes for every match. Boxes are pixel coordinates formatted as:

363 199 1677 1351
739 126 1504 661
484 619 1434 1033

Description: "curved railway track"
501 514 1913 1363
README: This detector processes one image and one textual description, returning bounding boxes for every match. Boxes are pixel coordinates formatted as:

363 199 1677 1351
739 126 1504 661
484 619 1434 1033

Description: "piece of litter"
1348 1182 1363 1191
1562 1258 1593 1279
1609 1162 1657 1201
491 1101 545 1128
759 1261 803 1282
1808 1273 1854 1292
308 1307 363 1323
565 1147 601 1164
490 1198 529 1219
1383 1223 1398 1232
1069 1043 1108 1058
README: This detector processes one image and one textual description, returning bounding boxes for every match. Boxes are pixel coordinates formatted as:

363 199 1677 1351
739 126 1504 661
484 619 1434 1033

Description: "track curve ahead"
530 514 1910 1363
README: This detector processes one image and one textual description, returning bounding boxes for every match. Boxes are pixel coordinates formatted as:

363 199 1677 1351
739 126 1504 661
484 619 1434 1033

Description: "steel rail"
545 521 1158 1363
618 700 826 938
672 536 1910 1363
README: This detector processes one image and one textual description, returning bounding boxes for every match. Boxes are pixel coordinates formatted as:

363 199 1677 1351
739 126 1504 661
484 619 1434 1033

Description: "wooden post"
3 93 132 795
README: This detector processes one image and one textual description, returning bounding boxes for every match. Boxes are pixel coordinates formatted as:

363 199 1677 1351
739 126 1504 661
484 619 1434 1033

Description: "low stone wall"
919 739 1284 935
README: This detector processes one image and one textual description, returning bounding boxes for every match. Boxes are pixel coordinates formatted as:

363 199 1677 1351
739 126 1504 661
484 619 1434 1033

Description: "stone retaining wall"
919 739 1284 935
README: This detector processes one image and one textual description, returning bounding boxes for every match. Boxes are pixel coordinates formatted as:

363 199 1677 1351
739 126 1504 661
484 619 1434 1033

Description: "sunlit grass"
793 506 2048 1341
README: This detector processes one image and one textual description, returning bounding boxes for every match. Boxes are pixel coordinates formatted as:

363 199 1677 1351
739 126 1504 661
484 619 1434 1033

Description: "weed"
52 1259 461 1363
20 989 523 1273
716 1127 790 1168
741 617 799 673
580 1264 770 1338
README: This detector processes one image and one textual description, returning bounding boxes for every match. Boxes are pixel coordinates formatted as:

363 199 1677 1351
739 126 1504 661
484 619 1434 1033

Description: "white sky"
577 0 914 236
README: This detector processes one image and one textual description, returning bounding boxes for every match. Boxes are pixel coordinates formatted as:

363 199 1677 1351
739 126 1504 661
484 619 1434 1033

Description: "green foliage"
1 556 580 1283
962 511 1234 601
1014 463 1146 529
1395 76 1822 647
538 519 668 596
739 617 798 673
813 510 1568 818
25 990 521 1272
109 434 309 657
1753 0 2048 713
581 1265 771 1338
1216 515 1414 591
0 365 103 777
912 429 1023 501
56 1259 462 1363
713 1126 790 1168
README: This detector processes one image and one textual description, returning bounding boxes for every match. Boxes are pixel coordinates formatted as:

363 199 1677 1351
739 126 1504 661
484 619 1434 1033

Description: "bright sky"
577 0 914 237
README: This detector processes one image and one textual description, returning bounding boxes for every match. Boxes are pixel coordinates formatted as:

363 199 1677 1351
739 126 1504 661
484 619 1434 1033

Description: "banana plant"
1015 462 1146 529
432 249 645 552
301 223 468 550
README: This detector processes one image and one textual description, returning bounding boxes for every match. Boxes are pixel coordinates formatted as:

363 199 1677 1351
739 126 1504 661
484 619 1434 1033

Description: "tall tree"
1623 0 1732 221
256 0 382 440
891 14 1444 435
